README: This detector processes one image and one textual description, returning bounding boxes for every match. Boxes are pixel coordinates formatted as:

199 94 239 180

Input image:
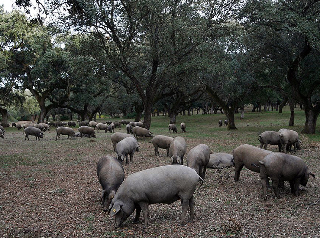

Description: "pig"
180 122 186 132
278 129 301 153
132 126 153 138
187 144 211 179
218 120 222 127
109 165 203 227
233 144 272 181
96 122 108 132
106 123 115 133
0 128 4 139
126 124 132 134
258 131 282 151
207 153 234 169
259 152 315 199
169 136 187 165
89 120 98 129
78 126 96 138
151 135 174 156
55 127 75 140
168 124 177 133
24 126 44 140
97 155 125 211
115 137 139 164
111 132 134 151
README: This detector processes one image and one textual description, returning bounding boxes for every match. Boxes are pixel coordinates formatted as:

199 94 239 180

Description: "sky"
0 0 17 12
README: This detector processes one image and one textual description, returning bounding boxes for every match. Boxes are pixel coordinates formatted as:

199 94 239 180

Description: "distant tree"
0 10 70 123
240 0 320 134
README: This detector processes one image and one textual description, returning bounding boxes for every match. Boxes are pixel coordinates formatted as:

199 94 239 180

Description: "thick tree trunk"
134 104 143 122
0 107 9 126
143 102 153 130
225 109 237 130
169 112 177 124
302 108 318 134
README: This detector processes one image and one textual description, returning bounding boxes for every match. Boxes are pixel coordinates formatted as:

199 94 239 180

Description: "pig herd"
3 121 315 228
97 126 315 228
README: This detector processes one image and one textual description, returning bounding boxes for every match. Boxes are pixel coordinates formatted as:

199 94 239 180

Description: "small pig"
258 131 282 151
115 137 139 164
109 165 202 227
168 124 177 133
233 144 272 181
180 122 186 132
78 126 96 138
151 135 174 156
169 136 187 165
55 127 75 140
97 155 125 211
259 153 315 199
24 126 44 140
207 153 234 169
187 144 211 179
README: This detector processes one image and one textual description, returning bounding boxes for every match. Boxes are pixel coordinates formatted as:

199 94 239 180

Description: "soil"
0 129 319 237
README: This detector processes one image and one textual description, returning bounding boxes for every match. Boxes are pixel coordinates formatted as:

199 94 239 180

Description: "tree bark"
0 107 9 126
288 98 295 126
302 108 318 134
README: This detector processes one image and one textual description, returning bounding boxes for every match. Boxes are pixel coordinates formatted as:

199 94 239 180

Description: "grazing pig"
97 155 125 211
278 129 301 153
132 126 153 138
233 144 272 181
259 153 315 199
224 120 228 126
168 124 177 133
89 120 98 129
151 135 174 156
106 123 115 133
24 126 44 140
78 126 96 138
258 131 282 151
109 165 202 227
0 128 4 139
56 127 75 140
126 124 132 134
169 136 187 164
115 137 139 164
180 122 186 132
35 123 50 132
187 144 211 179
111 132 134 151
207 153 234 169
96 122 108 132
218 120 222 127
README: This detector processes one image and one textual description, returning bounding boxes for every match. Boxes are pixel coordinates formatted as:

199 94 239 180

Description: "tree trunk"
143 102 153 129
302 108 318 134
169 112 177 124
0 107 9 126
134 104 143 122
226 109 237 130
288 99 295 126
279 97 288 113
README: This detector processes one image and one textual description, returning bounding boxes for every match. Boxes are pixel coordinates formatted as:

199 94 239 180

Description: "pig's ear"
109 202 122 216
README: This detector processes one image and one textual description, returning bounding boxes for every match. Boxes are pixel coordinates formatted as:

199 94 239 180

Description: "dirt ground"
0 128 319 237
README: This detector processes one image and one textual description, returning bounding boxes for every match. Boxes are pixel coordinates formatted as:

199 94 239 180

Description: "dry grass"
0 110 320 237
